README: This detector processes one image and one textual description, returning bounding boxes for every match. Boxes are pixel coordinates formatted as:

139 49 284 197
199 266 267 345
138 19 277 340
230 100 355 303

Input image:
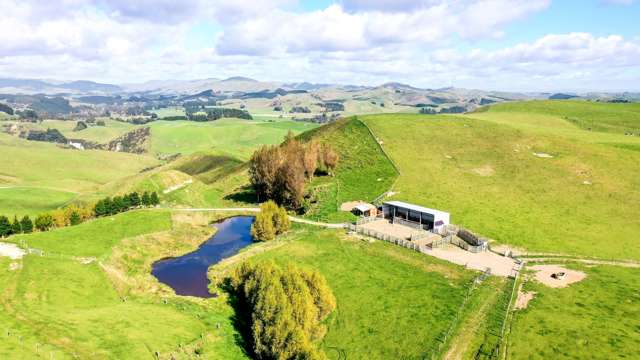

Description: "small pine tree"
129 192 141 207
0 216 11 237
121 194 132 210
69 212 81 226
141 192 151 207
94 199 106 217
112 196 125 213
150 192 160 206
11 216 21 234
34 214 54 232
102 197 115 215
20 216 33 234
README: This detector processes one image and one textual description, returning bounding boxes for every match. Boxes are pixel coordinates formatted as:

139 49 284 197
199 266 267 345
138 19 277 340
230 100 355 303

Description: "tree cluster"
251 201 290 242
186 107 253 122
0 215 33 237
289 106 311 114
94 191 159 217
229 261 336 360
0 103 14 115
319 102 344 112
249 132 339 209
17 109 39 121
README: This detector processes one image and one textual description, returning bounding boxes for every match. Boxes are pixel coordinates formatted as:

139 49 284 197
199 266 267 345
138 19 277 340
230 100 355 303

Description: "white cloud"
0 0 638 91
216 1 550 55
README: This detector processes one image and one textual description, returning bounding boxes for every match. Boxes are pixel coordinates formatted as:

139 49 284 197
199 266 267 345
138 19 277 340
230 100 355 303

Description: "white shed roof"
384 201 449 218
354 203 375 212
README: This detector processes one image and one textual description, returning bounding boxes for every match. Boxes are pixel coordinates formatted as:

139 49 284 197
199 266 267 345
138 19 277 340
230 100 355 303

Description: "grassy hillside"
482 100 640 134
148 119 318 158
0 187 77 217
300 117 398 222
12 210 172 257
361 107 640 260
0 132 158 216
509 264 640 359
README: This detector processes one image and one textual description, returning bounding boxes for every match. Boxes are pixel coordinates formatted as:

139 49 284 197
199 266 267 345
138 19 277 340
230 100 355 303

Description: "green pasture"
220 225 482 359
482 100 640 134
147 119 318 158
0 187 77 217
0 132 158 193
151 107 186 118
509 264 640 359
361 109 640 260
0 210 247 359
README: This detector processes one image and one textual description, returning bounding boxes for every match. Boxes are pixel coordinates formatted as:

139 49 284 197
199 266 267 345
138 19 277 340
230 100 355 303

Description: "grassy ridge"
362 111 640 260
300 118 398 222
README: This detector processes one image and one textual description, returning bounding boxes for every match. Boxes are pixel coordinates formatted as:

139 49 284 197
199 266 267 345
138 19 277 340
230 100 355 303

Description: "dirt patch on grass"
532 152 554 158
0 242 26 260
514 286 536 310
529 265 586 288
472 165 495 177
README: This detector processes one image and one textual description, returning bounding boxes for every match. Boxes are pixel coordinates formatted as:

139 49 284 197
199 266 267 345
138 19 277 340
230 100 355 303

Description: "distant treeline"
186 107 253 121
0 103 14 115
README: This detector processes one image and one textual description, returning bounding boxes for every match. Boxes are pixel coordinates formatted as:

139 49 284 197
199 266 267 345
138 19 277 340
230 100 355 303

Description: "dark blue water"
152 216 255 298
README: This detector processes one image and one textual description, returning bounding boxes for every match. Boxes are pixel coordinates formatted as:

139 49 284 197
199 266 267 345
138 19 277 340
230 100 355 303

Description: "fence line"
429 268 490 359
347 224 420 252
355 116 402 206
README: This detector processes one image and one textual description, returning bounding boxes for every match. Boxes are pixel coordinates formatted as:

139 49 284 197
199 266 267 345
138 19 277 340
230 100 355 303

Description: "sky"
0 0 639 91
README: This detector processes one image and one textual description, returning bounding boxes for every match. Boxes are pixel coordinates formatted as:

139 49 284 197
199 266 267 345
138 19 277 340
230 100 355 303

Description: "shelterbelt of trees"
0 191 159 238
249 131 338 210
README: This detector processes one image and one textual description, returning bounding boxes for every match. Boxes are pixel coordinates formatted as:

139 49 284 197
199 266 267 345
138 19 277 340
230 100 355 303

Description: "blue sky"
0 0 638 91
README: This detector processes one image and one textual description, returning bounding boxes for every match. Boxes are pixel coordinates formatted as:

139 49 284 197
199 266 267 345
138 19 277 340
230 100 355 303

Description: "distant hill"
0 78 121 94
221 76 257 82
549 93 579 100
61 80 121 93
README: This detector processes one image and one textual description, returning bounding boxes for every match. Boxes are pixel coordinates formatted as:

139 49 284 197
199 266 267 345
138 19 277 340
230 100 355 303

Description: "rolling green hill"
362 108 640 260
479 100 640 134
0 132 158 216
147 119 318 158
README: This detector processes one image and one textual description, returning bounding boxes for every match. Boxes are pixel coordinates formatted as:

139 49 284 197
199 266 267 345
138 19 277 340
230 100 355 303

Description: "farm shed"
382 201 450 232
352 203 377 217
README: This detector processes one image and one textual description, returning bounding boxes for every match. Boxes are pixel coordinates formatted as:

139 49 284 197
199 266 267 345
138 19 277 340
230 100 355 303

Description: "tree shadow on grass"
223 185 258 205
219 279 255 358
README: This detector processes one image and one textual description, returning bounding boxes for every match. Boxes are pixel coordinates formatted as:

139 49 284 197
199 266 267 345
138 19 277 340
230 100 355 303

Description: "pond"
151 216 255 298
